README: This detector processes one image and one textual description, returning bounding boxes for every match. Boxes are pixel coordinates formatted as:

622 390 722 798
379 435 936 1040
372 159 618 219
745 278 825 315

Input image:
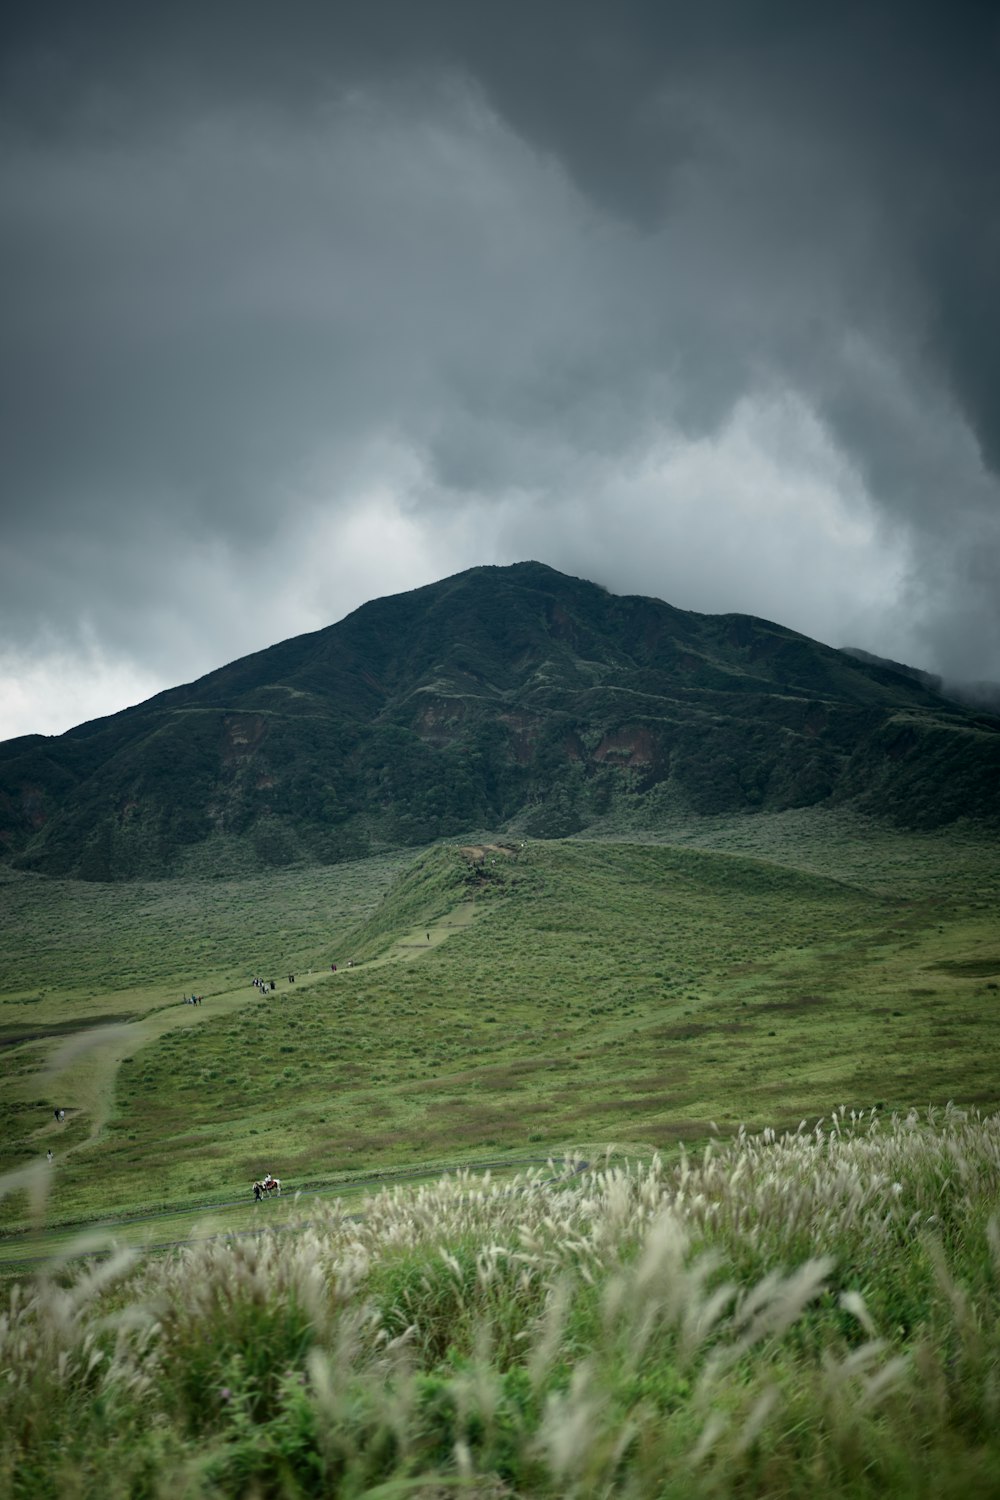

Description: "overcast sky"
3 1 999 740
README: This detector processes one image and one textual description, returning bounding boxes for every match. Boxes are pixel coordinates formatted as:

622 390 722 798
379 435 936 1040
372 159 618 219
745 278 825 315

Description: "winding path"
30 900 478 1160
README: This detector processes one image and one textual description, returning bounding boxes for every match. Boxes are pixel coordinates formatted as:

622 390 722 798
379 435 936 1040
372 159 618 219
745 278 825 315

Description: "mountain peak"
2 563 997 879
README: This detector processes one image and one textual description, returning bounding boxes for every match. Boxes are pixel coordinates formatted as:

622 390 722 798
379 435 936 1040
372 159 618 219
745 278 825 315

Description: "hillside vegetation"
3 562 998 880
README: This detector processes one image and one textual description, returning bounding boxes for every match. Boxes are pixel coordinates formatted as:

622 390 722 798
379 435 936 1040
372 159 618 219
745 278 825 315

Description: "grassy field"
1 809 998 1249
0 849 413 1009
2 810 1000 1495
3 1107 999 1497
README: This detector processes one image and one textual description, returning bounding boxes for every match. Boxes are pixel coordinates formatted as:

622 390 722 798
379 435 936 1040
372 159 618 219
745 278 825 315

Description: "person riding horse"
252 1173 281 1200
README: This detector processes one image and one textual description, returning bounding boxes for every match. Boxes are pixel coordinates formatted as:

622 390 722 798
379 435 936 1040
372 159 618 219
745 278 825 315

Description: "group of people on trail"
252 976 276 993
183 993 202 1005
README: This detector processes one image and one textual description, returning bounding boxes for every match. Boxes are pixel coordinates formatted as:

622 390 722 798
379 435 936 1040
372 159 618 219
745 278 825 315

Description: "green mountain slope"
1 561 997 879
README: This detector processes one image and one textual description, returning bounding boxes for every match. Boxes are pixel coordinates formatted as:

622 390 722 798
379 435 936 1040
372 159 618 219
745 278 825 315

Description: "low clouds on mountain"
2 1 998 736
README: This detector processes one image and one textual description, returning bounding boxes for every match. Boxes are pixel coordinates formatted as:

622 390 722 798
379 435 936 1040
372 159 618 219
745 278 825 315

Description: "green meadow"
2 809 1000 1496
1 809 997 1245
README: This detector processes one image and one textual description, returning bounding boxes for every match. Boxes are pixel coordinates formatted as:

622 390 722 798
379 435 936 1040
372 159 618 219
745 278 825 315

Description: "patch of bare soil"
458 842 519 862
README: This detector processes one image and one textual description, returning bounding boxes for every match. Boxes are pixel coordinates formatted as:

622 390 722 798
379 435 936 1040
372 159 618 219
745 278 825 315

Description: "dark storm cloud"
2 1 999 736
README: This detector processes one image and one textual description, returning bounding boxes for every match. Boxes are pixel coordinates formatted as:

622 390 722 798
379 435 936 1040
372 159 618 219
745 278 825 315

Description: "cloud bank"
2 1 998 738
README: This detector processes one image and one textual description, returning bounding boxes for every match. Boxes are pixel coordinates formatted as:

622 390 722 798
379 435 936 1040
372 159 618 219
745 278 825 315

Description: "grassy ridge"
4 817 997 1232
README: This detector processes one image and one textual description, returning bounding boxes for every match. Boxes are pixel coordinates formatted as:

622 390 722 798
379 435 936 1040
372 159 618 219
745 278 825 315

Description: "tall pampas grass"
3 1106 999 1496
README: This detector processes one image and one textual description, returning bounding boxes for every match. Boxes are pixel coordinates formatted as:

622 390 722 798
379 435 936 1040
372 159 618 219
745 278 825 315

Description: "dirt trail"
29 898 478 1160
383 899 476 958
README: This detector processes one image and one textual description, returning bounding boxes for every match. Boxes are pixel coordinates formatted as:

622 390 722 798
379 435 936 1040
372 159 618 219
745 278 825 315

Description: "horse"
253 1176 281 1199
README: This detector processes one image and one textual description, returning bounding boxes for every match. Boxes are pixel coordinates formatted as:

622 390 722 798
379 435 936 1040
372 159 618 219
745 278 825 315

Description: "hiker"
46 1150 53 1164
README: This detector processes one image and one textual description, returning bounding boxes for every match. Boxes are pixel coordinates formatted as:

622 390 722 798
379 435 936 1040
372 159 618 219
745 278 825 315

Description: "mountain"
2 561 998 880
